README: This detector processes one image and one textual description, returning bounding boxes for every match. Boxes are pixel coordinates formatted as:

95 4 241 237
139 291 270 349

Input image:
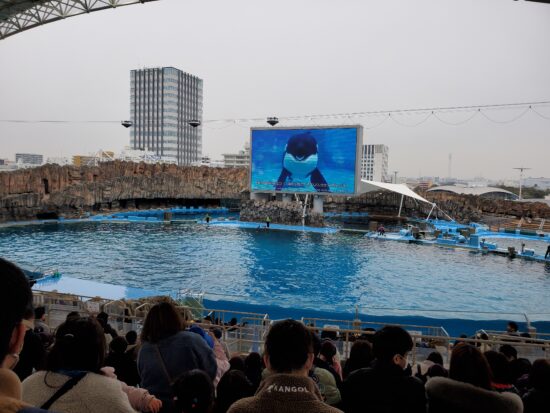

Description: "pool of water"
1 221 549 320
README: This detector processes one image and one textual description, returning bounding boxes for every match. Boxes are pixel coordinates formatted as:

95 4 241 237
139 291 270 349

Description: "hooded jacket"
426 376 523 413
227 373 342 413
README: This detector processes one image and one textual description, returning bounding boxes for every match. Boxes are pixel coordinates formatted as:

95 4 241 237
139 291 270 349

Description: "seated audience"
511 358 532 396
313 336 342 389
0 258 50 413
415 351 447 384
96 311 118 347
33 307 49 334
319 340 343 381
138 302 217 413
214 370 254 413
500 344 518 362
125 330 139 360
522 359 550 413
228 356 245 372
105 336 140 386
243 352 263 391
22 317 136 412
13 309 45 381
213 329 230 360
173 369 214 413
506 321 520 336
484 350 520 394
228 319 342 413
342 340 373 379
65 312 80 322
342 325 425 413
100 365 162 412
425 344 522 413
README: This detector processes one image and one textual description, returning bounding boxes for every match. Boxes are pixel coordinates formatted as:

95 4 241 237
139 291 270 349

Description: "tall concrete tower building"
361 144 389 182
130 67 203 165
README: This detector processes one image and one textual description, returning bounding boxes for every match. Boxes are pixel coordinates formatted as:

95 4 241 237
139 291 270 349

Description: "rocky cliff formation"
240 200 325 227
0 162 248 222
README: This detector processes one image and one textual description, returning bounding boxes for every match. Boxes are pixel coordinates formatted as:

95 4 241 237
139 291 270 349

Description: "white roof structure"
427 185 518 199
0 0 157 40
359 179 433 205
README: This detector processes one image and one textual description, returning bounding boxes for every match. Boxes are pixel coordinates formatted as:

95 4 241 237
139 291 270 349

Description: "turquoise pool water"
1 221 549 319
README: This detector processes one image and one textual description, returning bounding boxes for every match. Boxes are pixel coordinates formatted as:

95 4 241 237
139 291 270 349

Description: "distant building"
45 157 71 166
15 153 43 166
222 142 250 168
130 66 203 166
427 185 518 200
360 144 389 182
523 177 550 190
72 151 114 167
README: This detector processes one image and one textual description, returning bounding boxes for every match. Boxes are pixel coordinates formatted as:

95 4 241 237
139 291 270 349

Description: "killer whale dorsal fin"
310 168 330 192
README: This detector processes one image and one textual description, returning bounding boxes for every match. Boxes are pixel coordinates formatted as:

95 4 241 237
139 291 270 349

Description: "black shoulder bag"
40 372 87 410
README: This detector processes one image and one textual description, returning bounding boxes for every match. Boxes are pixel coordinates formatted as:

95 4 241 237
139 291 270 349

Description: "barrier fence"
33 289 550 365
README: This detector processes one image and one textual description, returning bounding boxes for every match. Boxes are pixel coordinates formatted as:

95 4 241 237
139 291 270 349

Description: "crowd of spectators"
1 257 550 413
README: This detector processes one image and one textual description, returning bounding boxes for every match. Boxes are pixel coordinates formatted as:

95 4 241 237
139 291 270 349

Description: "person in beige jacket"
228 319 341 413
22 317 139 413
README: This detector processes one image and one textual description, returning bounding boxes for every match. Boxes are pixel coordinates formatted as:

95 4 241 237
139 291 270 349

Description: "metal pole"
397 194 404 217
426 203 436 221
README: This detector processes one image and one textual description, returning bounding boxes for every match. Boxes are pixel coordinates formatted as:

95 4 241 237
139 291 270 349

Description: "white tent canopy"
358 180 433 205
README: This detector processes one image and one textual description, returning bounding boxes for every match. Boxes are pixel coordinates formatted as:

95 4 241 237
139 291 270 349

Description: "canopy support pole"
426 203 437 221
397 194 404 217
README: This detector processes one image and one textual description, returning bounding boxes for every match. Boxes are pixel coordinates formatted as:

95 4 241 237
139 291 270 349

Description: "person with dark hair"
415 351 447 384
105 336 140 386
243 352 263 391
138 302 217 413
13 309 45 381
125 330 139 360
523 359 550 413
0 258 52 413
213 329 230 360
21 317 136 412
96 311 118 347
507 321 519 336
312 335 342 389
484 350 519 394
319 340 343 381
173 370 214 413
32 307 49 334
342 325 425 413
65 311 80 322
228 319 341 413
426 344 523 413
342 340 373 379
500 344 518 362
228 356 245 372
214 370 254 413
511 358 532 395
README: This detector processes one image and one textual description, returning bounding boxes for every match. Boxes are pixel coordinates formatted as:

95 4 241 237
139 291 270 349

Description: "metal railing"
32 290 550 364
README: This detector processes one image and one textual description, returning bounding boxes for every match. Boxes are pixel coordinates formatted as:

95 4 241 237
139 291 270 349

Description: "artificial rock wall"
0 162 248 222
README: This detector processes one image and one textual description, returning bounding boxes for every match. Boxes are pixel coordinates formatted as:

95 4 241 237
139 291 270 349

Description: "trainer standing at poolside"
265 216 271 229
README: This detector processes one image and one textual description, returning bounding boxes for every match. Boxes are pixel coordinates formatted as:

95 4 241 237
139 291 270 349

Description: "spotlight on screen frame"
188 119 201 128
121 120 133 128
267 117 279 126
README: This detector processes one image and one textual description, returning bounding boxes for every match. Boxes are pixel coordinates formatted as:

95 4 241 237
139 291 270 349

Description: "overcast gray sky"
0 0 549 180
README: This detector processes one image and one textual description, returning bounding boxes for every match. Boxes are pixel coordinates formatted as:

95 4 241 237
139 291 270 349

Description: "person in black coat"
105 336 140 386
523 359 550 413
341 326 426 413
13 311 45 381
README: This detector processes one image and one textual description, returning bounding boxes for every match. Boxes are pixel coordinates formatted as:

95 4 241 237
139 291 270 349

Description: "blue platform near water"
205 220 339 234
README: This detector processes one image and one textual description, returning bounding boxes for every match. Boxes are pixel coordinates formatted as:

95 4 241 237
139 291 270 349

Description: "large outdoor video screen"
250 126 361 195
